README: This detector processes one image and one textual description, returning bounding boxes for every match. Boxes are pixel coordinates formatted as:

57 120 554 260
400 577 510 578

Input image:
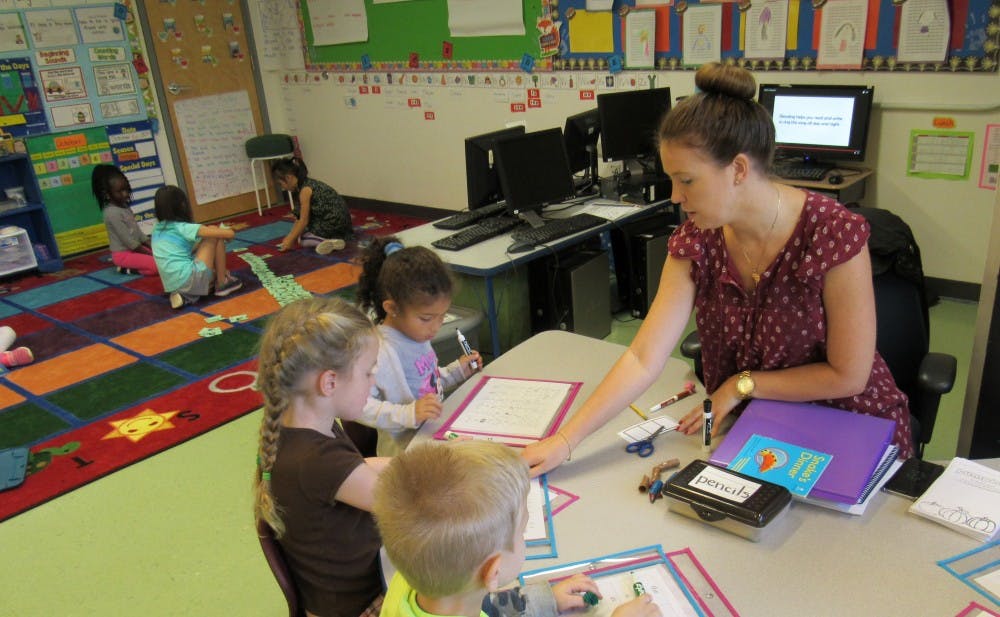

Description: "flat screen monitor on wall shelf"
464 126 526 210
494 128 576 227
596 87 672 167
757 83 875 167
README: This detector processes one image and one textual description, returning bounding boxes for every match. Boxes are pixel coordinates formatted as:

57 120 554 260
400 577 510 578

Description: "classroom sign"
0 56 49 136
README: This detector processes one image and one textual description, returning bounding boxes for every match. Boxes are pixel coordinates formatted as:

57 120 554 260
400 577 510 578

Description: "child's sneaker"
315 239 346 255
0 325 15 351
214 276 243 297
0 346 33 368
169 292 185 309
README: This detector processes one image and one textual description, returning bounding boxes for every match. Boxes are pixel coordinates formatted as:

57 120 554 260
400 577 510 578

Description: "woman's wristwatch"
736 370 756 400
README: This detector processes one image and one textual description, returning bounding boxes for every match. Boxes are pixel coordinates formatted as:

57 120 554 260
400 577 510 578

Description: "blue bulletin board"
555 0 1000 72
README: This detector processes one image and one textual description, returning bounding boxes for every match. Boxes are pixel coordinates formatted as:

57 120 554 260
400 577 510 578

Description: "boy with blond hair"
373 441 661 617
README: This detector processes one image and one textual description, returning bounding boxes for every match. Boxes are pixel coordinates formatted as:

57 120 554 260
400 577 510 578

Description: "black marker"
702 399 713 452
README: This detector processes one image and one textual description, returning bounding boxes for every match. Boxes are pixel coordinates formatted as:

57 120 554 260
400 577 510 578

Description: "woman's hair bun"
694 62 757 101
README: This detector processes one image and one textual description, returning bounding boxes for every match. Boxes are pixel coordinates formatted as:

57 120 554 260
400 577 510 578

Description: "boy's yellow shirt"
380 572 488 617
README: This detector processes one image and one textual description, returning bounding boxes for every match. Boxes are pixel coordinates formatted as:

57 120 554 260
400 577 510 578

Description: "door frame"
133 0 273 215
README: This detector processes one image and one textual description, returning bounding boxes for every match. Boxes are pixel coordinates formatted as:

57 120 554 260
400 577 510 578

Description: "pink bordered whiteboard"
433 376 581 447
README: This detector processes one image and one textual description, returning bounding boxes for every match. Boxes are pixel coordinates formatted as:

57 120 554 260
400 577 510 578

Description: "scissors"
626 426 667 458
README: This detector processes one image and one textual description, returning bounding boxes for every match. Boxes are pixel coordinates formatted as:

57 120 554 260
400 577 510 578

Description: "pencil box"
662 459 792 542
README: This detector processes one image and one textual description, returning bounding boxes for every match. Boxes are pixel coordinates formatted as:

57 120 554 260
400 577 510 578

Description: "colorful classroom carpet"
0 206 429 522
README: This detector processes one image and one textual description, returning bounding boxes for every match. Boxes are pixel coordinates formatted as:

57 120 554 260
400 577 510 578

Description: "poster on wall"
0 13 27 52
93 63 134 96
75 6 125 44
39 65 87 102
174 91 256 205
107 119 164 234
50 102 94 128
0 56 49 136
25 9 79 48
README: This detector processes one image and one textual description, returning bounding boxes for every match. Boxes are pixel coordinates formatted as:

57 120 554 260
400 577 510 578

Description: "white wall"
259 69 1000 286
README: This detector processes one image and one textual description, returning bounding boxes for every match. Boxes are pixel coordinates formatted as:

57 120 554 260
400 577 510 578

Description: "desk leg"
485 275 502 359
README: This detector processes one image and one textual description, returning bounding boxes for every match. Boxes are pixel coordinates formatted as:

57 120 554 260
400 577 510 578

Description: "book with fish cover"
726 434 832 496
711 399 896 504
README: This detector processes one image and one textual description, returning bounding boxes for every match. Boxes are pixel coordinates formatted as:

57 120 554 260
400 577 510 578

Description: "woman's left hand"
676 377 741 436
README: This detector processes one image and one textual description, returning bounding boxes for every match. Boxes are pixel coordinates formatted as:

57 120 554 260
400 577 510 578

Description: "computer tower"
529 248 611 339
610 212 677 319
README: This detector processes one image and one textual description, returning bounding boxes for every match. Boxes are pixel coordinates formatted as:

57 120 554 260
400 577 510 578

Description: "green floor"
0 299 977 615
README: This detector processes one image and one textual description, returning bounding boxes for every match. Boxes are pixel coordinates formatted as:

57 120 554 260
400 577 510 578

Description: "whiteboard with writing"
174 91 256 205
447 377 573 438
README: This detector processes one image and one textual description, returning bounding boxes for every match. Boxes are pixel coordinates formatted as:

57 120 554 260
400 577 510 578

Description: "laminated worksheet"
434 376 580 446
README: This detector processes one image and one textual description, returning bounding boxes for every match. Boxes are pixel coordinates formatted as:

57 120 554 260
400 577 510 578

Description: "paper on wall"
897 0 950 63
448 0 525 37
307 0 368 46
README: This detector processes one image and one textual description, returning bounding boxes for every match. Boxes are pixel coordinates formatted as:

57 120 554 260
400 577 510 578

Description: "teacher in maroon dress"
524 62 913 476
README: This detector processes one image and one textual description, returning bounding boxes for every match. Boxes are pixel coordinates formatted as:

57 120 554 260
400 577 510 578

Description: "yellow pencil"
629 403 648 421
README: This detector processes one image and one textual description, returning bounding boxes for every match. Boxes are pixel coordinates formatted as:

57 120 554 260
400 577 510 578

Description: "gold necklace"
738 187 782 290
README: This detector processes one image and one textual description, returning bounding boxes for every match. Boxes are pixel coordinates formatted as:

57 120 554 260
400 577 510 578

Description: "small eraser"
583 591 600 606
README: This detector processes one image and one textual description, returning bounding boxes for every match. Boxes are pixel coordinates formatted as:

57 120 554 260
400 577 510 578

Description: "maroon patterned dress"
668 191 914 458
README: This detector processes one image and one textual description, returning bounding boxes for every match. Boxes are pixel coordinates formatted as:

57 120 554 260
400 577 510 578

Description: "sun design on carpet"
102 409 179 443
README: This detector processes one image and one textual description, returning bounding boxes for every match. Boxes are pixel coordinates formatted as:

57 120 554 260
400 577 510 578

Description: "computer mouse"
828 173 844 185
508 240 534 253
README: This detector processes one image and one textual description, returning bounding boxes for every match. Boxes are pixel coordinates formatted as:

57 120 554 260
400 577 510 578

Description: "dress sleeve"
799 198 871 279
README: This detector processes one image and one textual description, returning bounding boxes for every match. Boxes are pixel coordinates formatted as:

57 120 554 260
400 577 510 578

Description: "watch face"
738 374 754 397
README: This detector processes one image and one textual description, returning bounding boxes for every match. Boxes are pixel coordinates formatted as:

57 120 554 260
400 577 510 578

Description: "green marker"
582 591 599 606
632 580 645 597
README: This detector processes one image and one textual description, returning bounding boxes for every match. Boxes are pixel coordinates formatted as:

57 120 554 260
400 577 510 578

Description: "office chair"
679 208 956 458
245 134 295 215
256 518 305 617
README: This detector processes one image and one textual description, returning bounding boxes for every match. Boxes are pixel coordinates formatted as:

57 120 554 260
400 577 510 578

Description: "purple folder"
710 399 896 504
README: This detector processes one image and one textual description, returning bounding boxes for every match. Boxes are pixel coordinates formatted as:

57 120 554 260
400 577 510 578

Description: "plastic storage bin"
432 304 484 366
0 226 37 276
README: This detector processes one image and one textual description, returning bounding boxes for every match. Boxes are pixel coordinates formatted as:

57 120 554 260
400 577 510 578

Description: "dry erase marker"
649 381 696 413
702 399 713 452
456 329 478 371
631 573 646 597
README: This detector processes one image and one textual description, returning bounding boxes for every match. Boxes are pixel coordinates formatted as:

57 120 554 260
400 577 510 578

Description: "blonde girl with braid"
254 297 388 617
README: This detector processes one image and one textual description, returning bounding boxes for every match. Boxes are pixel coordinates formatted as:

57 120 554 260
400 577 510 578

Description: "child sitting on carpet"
272 157 353 255
151 185 242 309
91 164 157 277
355 236 481 456
373 440 661 617
254 297 388 617
0 325 32 368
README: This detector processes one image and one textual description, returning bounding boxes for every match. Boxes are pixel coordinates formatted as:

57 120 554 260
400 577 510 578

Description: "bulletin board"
554 0 999 72
0 3 149 135
301 0 550 70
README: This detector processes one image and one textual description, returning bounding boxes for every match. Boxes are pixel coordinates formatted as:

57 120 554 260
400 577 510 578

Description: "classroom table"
414 330 991 617
396 200 676 359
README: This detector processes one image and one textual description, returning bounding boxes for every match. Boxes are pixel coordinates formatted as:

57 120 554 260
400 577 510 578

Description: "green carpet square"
158 328 261 376
0 404 72 448
47 364 189 421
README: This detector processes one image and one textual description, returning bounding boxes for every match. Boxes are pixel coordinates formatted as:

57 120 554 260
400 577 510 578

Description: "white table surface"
414 330 991 617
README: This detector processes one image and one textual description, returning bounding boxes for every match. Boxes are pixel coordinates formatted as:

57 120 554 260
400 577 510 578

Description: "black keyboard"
772 164 832 181
509 213 605 249
431 216 523 251
433 202 507 230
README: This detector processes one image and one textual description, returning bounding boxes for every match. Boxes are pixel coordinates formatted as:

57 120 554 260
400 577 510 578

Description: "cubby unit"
0 153 62 275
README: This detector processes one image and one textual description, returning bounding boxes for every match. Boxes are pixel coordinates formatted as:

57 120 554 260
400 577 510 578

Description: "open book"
910 458 1000 542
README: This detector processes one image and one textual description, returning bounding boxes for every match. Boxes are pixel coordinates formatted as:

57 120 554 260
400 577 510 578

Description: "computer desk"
414 330 991 616
396 199 676 358
775 166 873 204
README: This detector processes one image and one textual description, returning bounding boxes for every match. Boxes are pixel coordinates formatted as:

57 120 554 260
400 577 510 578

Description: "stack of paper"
910 458 1000 542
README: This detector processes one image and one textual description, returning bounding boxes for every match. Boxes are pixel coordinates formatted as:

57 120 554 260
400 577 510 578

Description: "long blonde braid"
253 296 377 537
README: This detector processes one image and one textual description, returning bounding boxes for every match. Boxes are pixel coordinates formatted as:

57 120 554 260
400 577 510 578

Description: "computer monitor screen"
494 128 575 217
597 87 672 163
464 125 526 209
563 108 600 174
757 84 874 164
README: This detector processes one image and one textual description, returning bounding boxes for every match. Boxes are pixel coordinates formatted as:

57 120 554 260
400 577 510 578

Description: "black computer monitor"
757 83 874 165
494 128 576 227
597 87 672 164
464 125 526 209
563 108 600 176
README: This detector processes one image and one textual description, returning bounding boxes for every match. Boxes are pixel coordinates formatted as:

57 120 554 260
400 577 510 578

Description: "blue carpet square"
0 302 21 318
4 277 109 309
89 267 141 284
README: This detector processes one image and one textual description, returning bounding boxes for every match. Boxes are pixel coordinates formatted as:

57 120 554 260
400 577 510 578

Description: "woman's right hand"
522 434 570 478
